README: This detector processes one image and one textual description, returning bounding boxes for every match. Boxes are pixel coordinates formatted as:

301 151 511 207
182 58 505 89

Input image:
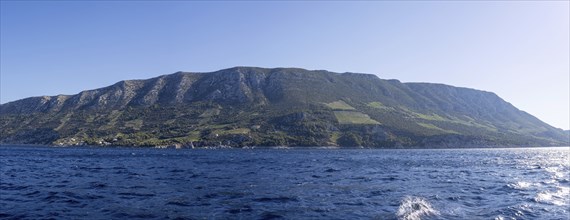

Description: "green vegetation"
367 101 390 110
1 67 567 148
325 100 356 110
412 112 446 121
214 128 250 135
333 111 380 125
124 119 143 130
417 123 459 134
199 107 221 118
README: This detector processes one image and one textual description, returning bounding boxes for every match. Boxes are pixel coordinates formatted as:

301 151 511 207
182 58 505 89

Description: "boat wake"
396 196 439 220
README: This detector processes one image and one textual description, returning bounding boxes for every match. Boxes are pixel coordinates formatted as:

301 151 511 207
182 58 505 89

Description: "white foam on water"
396 196 439 220
507 181 534 190
534 186 570 206
494 215 516 220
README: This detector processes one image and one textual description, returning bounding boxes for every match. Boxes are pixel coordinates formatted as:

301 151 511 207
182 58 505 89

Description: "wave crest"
507 181 533 190
534 186 570 206
396 196 439 220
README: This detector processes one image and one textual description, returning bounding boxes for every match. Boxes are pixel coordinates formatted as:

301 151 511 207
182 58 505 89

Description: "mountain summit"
1 67 568 147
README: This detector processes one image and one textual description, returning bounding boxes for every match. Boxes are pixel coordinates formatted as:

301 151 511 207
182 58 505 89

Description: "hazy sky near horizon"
1 1 569 129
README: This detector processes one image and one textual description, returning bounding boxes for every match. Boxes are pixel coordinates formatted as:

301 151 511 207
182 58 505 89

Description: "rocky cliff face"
1 67 274 112
1 67 568 147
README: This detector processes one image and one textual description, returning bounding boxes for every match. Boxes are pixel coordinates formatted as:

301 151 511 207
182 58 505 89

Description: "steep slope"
1 67 567 147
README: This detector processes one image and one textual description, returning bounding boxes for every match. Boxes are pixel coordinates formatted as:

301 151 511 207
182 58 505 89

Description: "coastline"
1 143 568 150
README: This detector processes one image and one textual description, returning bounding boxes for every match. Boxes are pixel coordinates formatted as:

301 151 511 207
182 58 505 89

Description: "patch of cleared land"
325 100 356 110
367 101 391 110
214 128 251 135
125 119 144 130
334 111 380 125
399 107 497 132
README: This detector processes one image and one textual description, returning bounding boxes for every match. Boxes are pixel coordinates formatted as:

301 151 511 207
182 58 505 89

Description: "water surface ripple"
1 146 569 219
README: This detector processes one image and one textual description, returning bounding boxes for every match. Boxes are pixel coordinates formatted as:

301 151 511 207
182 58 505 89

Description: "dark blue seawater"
1 145 569 220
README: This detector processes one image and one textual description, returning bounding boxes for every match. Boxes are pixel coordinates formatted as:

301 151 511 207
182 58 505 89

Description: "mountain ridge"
1 67 568 148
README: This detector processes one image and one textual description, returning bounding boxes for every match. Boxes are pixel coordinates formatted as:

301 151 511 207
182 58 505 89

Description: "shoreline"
1 143 568 150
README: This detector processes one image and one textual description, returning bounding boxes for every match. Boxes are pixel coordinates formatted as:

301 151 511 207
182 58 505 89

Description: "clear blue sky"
1 1 568 130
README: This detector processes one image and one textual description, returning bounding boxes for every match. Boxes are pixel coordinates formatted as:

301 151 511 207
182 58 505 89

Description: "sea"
0 145 569 220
